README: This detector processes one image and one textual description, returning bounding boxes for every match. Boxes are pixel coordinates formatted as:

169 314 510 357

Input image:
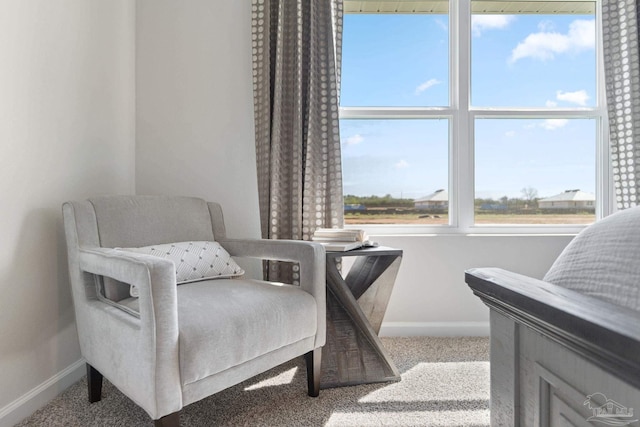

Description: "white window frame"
340 0 612 235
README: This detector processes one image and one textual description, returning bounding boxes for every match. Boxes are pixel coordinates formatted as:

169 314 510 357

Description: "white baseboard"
379 321 490 337
0 359 85 427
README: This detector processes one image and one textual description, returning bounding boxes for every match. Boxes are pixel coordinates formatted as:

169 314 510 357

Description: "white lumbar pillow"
117 241 244 297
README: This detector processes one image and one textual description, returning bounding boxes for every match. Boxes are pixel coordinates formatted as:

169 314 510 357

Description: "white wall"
373 234 574 336
0 1 135 425
135 0 261 243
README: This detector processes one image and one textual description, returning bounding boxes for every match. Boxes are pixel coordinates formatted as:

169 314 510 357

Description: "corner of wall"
0 360 85 427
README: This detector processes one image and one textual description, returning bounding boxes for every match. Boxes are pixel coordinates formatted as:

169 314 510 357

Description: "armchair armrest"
77 247 182 417
78 246 179 335
219 238 326 347
218 237 325 261
218 238 325 290
466 267 640 389
79 247 177 312
80 247 175 290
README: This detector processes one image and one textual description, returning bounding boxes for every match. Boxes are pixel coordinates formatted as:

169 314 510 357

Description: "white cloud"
545 100 558 107
343 134 363 145
505 130 516 137
415 78 441 95
556 89 589 106
472 15 515 36
394 160 410 169
540 119 569 130
509 19 595 63
537 20 556 32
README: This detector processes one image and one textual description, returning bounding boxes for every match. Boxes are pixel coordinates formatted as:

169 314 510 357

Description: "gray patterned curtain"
602 0 640 209
251 0 345 282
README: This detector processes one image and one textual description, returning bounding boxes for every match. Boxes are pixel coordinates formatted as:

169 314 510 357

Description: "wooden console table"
320 246 402 389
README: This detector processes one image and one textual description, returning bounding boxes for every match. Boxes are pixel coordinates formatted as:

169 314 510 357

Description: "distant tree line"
344 194 414 208
475 187 540 209
346 187 541 210
474 197 538 210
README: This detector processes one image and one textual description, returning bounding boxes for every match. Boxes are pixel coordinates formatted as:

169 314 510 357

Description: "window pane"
342 119 449 224
341 12 449 107
475 118 596 225
471 4 596 107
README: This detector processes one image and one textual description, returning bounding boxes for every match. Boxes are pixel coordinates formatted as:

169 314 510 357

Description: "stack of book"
311 228 377 252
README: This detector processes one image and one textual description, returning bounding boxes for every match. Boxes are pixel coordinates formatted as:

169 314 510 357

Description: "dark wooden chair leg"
305 348 322 397
86 363 103 403
154 411 180 427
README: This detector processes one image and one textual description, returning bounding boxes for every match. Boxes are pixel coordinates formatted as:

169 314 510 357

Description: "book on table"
311 228 377 252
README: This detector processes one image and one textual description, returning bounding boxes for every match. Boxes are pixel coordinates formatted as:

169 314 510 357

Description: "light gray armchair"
62 195 326 426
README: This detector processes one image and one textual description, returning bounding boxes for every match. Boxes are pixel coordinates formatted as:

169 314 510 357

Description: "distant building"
538 189 595 209
414 189 448 210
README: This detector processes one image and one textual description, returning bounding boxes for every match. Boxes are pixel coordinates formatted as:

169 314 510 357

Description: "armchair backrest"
89 195 216 248
544 206 640 312
64 195 228 301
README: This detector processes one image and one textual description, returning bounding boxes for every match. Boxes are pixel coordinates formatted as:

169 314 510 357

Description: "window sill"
345 223 586 237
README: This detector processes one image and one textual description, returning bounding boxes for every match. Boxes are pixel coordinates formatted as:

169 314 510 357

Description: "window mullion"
595 0 614 219
454 0 474 231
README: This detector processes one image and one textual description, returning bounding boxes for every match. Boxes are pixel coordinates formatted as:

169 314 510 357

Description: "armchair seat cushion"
176 279 317 385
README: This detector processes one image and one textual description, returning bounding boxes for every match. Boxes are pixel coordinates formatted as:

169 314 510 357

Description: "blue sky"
340 12 597 200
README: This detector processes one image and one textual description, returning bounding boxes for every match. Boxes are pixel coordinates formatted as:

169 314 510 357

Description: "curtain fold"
251 0 344 282
602 0 640 209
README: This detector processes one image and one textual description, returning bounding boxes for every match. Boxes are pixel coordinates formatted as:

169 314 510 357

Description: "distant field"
345 213 595 225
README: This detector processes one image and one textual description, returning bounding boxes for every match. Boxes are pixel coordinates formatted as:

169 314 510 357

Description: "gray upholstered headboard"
544 206 640 312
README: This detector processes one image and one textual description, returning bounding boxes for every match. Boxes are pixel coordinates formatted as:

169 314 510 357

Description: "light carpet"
16 337 490 427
